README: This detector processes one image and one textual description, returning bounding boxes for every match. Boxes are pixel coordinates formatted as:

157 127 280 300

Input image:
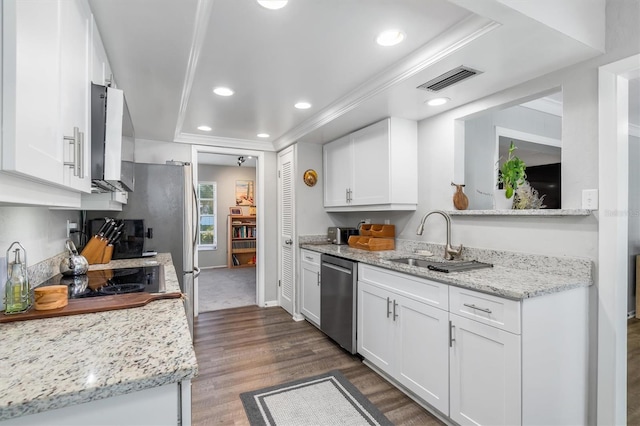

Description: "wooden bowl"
34 285 68 311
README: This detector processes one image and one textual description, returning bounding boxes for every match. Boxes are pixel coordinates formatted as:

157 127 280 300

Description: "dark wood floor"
629 318 640 424
192 305 443 425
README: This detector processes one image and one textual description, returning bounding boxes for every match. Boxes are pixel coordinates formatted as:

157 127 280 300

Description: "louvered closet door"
278 147 295 314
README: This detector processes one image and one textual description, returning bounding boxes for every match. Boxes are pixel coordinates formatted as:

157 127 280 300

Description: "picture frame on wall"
229 207 242 216
235 180 255 206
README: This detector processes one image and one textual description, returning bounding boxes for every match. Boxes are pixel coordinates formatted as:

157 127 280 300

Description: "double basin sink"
388 257 493 273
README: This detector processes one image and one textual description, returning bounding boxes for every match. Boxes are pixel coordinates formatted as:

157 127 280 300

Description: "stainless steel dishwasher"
320 254 357 354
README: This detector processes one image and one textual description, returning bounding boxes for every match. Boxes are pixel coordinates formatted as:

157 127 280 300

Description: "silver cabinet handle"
285 239 293 245
386 297 391 318
345 188 349 203
304 255 314 261
393 300 398 321
63 127 80 176
449 320 455 347
316 271 320 286
348 188 353 203
463 303 492 314
78 131 84 178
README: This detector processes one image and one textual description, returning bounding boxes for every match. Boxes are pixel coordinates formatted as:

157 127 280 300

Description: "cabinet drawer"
449 286 521 334
358 264 448 310
301 249 321 266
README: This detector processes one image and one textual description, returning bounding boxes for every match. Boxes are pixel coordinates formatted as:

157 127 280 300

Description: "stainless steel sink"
388 257 493 273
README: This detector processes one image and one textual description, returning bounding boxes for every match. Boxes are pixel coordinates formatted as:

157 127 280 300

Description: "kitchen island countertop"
0 253 197 421
300 243 592 300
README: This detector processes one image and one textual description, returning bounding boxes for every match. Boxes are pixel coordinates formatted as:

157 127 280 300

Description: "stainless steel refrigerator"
88 162 199 336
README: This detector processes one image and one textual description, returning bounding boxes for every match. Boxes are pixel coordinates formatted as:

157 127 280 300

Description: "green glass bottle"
5 249 29 314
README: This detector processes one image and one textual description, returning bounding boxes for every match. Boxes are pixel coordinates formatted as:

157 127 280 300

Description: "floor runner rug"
240 370 393 425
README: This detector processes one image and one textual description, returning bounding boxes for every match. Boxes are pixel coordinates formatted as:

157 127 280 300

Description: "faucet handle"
446 243 464 260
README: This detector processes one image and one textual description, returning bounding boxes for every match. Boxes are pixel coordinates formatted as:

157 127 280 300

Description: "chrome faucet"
416 210 463 260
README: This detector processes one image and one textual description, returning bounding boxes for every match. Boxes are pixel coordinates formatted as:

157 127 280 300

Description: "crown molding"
271 15 501 151
173 0 213 141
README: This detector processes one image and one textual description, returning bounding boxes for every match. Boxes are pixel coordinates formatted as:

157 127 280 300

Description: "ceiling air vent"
417 66 482 92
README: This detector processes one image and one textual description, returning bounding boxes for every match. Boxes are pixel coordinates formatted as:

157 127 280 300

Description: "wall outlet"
582 189 599 210
384 219 390 225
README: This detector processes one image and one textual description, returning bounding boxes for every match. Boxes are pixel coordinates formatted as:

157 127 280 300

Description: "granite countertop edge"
300 243 592 300
0 253 198 421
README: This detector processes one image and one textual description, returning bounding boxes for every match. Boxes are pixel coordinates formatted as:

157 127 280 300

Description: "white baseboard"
263 300 279 307
292 313 304 322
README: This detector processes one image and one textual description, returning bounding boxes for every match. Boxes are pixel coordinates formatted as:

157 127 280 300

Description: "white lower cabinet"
358 265 449 413
300 249 321 326
449 313 521 426
357 264 589 426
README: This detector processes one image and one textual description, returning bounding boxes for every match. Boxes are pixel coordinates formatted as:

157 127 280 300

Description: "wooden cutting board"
0 292 183 323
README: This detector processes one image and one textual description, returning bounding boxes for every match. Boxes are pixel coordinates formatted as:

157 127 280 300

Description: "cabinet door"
357 282 394 375
395 295 449 414
90 15 112 86
351 119 390 205
59 0 91 192
323 135 352 207
4 0 64 185
300 261 320 326
449 314 521 426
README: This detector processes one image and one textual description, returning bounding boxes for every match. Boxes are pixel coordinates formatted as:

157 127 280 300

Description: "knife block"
80 238 112 265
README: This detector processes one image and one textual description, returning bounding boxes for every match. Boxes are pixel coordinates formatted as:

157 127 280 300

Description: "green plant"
498 141 526 199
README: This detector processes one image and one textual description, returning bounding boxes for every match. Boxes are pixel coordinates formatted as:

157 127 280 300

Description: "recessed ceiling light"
376 29 405 47
257 0 288 9
213 87 234 97
294 102 311 110
426 97 450 106
197 125 212 131
257 133 270 138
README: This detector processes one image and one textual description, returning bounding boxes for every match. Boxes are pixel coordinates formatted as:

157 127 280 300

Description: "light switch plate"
582 189 599 210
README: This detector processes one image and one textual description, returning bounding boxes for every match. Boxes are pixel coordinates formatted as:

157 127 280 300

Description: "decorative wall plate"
303 169 318 187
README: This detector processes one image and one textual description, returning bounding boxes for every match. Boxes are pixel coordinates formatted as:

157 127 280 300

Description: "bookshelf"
228 215 257 268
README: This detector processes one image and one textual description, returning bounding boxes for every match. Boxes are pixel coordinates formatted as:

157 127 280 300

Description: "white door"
300 258 320 325
5 0 64 185
59 0 91 192
278 147 295 315
351 119 390 205
449 313 521 426
323 135 352 207
395 295 450 414
357 282 394 375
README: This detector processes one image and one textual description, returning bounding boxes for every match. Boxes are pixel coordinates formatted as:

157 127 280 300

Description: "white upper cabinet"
323 117 417 211
2 0 92 204
90 14 113 86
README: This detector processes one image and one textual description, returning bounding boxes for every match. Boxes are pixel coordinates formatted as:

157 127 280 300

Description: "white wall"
0 207 81 269
295 142 333 236
629 133 640 315
197 164 256 268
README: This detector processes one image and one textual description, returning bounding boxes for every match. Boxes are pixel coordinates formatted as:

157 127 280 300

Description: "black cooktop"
37 265 165 299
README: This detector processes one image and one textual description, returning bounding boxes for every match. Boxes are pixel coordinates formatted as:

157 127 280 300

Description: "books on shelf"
233 225 256 238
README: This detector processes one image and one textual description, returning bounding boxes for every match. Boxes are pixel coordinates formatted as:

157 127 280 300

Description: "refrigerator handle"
194 266 201 279
192 184 199 247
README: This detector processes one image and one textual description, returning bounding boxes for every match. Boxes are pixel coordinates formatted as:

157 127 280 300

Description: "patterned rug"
240 370 392 426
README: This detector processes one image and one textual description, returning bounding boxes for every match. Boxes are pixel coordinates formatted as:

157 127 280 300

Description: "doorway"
190 146 266 315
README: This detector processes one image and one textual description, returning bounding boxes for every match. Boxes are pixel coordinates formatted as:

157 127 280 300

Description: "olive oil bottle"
4 243 30 314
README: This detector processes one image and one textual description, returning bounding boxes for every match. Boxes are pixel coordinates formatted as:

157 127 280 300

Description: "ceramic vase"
494 189 513 209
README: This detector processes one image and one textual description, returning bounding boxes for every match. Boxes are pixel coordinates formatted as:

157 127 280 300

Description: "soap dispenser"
4 242 30 314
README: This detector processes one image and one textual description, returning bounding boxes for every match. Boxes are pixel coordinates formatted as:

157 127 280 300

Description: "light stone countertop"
0 253 198 421
300 240 592 300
